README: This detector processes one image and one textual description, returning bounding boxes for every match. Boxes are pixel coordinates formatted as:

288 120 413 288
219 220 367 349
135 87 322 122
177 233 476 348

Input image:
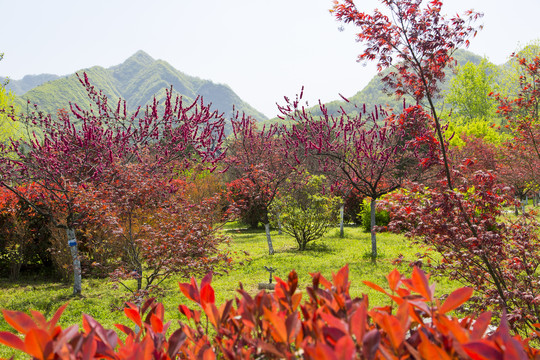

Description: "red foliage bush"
0 184 52 279
1 266 538 359
225 175 272 229
384 171 540 335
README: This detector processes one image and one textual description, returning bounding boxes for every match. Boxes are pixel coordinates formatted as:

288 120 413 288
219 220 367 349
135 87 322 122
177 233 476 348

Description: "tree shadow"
0 277 69 290
222 227 264 235
278 242 335 255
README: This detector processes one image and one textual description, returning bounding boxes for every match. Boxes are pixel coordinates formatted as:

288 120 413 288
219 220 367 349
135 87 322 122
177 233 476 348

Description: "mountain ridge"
3 51 267 121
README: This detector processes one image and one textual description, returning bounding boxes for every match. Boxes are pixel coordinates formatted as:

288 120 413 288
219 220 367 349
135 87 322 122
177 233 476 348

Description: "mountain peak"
110 51 156 83
125 50 155 66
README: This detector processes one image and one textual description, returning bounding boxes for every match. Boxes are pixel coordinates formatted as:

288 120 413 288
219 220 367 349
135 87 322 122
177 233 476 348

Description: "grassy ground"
0 225 460 358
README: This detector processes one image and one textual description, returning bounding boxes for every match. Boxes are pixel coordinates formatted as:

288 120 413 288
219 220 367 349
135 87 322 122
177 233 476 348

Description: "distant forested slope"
4 51 267 121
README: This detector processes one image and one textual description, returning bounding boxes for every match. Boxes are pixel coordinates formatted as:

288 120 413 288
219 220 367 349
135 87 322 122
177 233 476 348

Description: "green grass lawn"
0 225 460 358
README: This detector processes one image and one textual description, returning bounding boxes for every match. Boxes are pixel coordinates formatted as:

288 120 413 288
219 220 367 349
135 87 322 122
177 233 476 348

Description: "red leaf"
462 341 502 360
200 272 213 291
200 283 215 306
150 314 163 333
362 280 388 295
124 307 142 328
47 303 68 332
332 265 350 293
305 343 339 360
471 311 492 340
167 328 187 358
114 323 135 337
178 304 192 321
350 302 367 343
409 266 433 301
363 329 380 360
0 331 26 352
3 309 36 334
439 287 473 314
24 328 52 359
386 268 401 292
179 279 200 304
418 331 452 360
335 334 356 359
263 307 288 343
371 312 404 350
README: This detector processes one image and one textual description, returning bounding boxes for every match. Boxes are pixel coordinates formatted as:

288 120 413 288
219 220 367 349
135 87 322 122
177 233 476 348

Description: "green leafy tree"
270 174 341 251
445 58 498 120
447 117 510 148
0 54 21 143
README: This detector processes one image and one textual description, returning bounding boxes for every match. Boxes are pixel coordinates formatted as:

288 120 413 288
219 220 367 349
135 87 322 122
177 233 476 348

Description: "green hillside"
265 49 486 125
1 74 60 95
9 51 267 121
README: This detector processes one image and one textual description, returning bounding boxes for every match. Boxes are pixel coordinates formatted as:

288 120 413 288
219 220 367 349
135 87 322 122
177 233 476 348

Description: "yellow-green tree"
0 53 21 143
445 58 498 120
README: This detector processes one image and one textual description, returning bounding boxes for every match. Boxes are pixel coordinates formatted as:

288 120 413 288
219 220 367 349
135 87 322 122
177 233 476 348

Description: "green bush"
270 174 341 251
360 199 390 232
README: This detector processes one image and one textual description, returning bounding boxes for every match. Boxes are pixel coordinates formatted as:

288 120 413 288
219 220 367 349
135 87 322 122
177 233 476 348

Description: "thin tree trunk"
9 262 22 281
264 223 275 255
370 199 377 262
67 228 82 295
339 204 345 238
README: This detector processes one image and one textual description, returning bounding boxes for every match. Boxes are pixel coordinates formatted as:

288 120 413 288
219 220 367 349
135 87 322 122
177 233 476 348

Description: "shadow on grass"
361 250 387 261
278 241 335 255
0 276 69 290
222 227 263 235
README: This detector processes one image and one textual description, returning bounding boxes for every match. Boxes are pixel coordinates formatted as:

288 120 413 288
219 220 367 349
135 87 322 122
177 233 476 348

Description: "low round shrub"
360 199 390 232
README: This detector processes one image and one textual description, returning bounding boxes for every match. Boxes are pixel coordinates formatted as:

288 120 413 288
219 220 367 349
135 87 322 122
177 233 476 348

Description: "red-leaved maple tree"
332 0 482 188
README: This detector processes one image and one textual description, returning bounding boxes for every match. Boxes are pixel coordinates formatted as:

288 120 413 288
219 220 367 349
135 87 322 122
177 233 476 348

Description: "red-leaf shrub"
384 171 540 334
2 266 539 359
225 176 270 229
0 184 52 280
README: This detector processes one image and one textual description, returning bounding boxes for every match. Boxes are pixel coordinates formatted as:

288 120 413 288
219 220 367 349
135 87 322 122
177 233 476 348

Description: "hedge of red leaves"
2 266 539 359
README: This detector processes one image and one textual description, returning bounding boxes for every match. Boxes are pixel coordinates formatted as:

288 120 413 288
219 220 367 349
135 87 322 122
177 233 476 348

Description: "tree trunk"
9 262 22 281
264 223 275 255
339 204 345 238
370 199 377 262
67 228 82 295
136 267 143 291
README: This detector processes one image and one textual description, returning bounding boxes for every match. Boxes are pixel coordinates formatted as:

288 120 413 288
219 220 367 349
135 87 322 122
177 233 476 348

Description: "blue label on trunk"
68 240 77 247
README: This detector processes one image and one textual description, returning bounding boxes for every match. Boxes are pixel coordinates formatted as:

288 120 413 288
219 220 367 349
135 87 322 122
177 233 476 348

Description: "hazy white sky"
1 0 539 118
